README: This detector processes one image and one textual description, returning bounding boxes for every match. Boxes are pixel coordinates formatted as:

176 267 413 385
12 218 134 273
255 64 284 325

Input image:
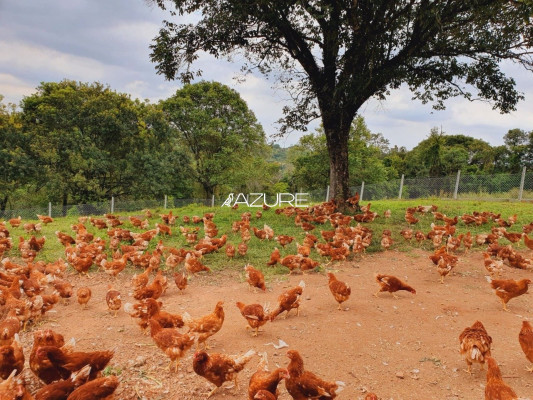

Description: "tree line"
0 80 277 211
1 79 531 211
287 120 533 192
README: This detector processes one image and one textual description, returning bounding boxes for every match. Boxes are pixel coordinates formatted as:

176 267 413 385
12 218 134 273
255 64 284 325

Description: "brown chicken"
69 255 93 277
0 308 21 345
149 318 195 371
327 272 351 310
131 265 154 291
238 241 248 256
248 352 289 400
101 254 128 278
67 374 120 400
105 287 121 317
129 297 184 333
8 216 22 228
225 243 236 258
524 234 533 252
379 233 393 251
489 277 531 311
253 390 277 400
482 253 504 278
0 334 24 379
437 256 455 284
34 364 91 400
245 264 266 292
236 302 270 336
47 276 73 303
184 301 225 350
269 281 305 320
459 321 492 374
133 276 163 301
285 349 340 400
36 346 114 381
76 287 91 309
296 243 311 258
37 214 54 225
30 329 73 384
184 252 211 276
484 356 518 400
280 254 303 274
275 235 294 248
174 271 188 293
374 274 416 298
193 349 256 397
266 248 281 266
519 320 533 372
0 370 33 400
365 393 379 400
55 231 76 246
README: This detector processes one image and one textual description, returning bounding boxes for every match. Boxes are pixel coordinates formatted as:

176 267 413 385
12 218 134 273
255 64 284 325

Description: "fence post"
519 166 527 201
360 182 365 201
398 175 404 199
48 202 52 218
325 185 330 201
211 195 215 207
164 195 168 209
453 170 461 200
110 196 115 213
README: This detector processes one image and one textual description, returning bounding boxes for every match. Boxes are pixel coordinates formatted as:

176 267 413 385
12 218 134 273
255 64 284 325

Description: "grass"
4 199 533 280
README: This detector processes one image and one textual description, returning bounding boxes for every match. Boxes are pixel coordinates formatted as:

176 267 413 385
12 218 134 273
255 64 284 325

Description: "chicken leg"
501 298 510 312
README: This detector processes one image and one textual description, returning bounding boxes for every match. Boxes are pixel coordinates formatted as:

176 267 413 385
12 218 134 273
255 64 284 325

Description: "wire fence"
354 168 532 202
1 169 531 220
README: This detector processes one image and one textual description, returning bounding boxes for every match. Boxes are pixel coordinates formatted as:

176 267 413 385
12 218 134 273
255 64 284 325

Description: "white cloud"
0 74 35 105
0 40 109 82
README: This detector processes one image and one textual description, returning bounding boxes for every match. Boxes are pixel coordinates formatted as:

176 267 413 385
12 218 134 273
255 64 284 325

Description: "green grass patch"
4 199 532 282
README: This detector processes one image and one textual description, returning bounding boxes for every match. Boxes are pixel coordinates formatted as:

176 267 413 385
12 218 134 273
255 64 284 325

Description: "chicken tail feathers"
123 302 134 315
335 381 346 393
182 311 193 325
471 347 482 361
235 349 255 367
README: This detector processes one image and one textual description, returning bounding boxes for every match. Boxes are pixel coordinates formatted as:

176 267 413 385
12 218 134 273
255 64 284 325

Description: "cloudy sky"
1 0 532 149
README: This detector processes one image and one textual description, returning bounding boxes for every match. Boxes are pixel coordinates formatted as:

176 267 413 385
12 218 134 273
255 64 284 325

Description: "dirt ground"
17 248 533 400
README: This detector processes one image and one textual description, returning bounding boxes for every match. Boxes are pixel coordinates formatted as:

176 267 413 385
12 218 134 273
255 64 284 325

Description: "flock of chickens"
0 198 533 399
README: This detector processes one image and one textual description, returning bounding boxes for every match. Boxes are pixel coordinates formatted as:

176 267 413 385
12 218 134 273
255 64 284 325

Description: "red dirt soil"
16 248 533 399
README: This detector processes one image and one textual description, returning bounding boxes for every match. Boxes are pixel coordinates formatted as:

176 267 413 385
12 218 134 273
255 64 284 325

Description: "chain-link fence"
1 169 531 220
350 168 532 202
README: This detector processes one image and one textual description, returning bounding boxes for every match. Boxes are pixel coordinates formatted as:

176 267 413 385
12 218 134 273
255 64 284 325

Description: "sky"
1 0 532 150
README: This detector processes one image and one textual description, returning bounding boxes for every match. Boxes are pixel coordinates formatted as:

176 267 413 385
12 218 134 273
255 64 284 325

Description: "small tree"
161 81 267 197
149 0 533 208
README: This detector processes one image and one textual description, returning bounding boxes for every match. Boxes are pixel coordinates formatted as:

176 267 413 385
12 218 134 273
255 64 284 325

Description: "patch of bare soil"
18 249 533 399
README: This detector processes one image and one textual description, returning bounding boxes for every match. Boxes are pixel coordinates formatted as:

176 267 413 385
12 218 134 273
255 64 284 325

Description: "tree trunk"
323 122 351 210
201 183 214 200
0 195 7 218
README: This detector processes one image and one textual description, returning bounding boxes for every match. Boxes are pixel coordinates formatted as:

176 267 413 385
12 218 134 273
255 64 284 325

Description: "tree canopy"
149 0 533 207
160 81 268 197
20 80 192 208
0 96 35 211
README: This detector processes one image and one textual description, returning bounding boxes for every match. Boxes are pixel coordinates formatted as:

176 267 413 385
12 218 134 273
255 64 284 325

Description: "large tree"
21 80 191 208
160 81 267 198
149 0 533 207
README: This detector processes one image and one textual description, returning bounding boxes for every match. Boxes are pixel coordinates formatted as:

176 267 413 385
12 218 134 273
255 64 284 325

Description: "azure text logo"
221 193 309 208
